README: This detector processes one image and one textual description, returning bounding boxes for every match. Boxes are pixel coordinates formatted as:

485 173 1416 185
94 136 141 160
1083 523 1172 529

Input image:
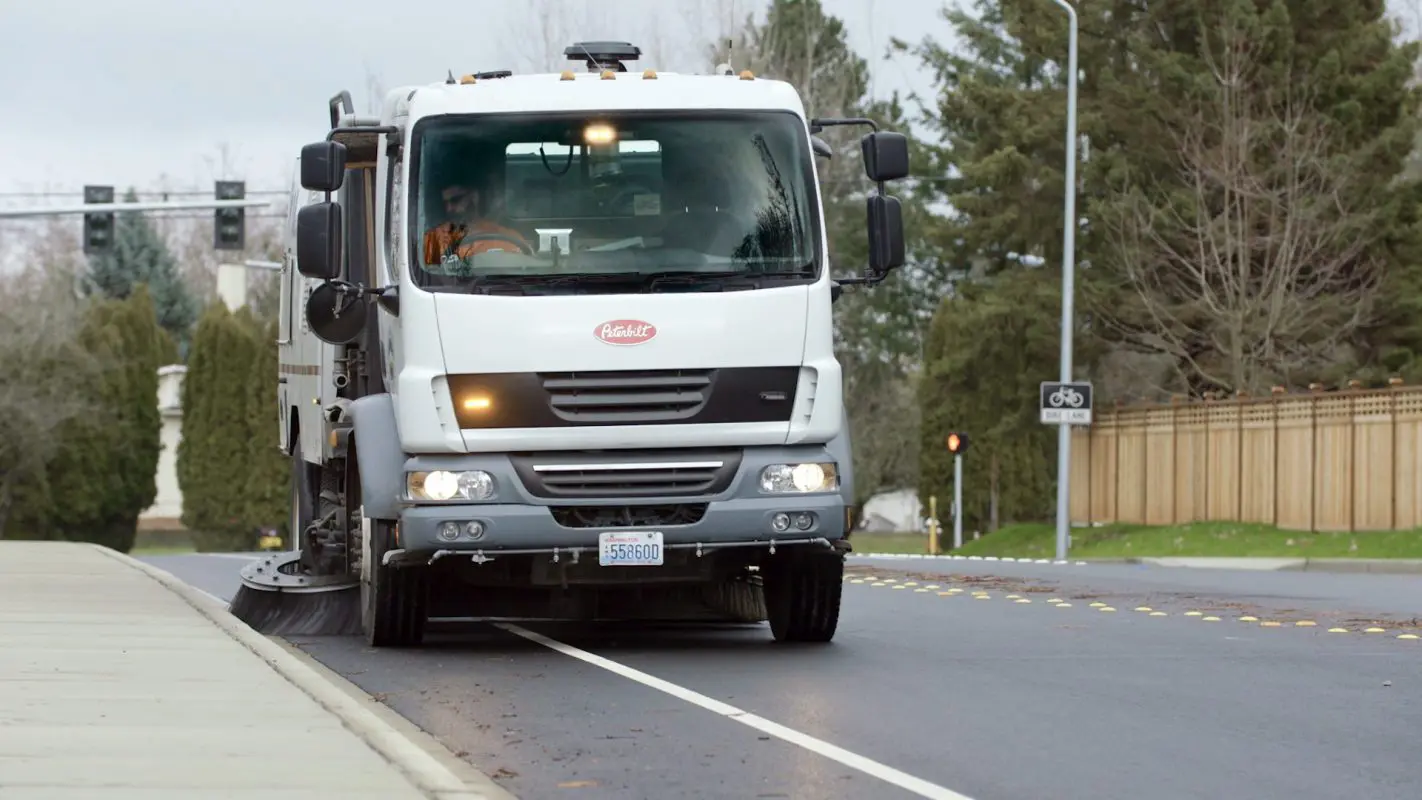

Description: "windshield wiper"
454 272 646 293
645 269 816 290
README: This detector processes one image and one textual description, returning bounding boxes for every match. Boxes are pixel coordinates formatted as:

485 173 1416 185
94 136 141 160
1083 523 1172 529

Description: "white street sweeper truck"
229 41 910 646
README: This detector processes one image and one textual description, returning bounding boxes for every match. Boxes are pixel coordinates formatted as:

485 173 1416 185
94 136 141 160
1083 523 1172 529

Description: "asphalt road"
145 552 1422 800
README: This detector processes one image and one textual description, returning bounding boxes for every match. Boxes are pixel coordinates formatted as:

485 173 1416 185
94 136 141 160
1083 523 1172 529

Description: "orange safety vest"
422 220 529 265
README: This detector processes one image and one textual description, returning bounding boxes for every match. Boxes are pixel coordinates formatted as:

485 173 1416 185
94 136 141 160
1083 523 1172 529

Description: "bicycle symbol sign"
1039 381 1093 425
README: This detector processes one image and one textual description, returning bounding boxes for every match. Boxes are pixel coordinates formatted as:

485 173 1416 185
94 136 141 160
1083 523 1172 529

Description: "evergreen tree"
42 286 166 552
178 303 246 551
84 189 200 356
178 303 286 551
902 0 1422 397
239 311 288 540
917 269 1100 533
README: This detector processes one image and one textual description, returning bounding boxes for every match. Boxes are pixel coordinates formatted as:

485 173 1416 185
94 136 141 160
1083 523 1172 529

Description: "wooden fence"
1068 385 1422 532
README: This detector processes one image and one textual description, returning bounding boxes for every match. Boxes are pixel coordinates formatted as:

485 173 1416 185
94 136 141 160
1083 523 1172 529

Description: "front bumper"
392 445 849 555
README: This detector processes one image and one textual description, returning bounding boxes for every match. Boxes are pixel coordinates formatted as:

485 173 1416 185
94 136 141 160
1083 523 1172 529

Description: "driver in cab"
422 180 531 266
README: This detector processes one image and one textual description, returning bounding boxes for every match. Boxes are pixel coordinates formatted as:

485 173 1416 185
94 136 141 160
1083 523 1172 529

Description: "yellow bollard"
928 496 939 555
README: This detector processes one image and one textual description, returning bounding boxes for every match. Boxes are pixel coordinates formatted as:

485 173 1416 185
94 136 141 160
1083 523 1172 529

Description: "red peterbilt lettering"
595 319 657 345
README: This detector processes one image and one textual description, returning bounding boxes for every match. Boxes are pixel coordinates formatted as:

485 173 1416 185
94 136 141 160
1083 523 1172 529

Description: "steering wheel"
457 231 537 256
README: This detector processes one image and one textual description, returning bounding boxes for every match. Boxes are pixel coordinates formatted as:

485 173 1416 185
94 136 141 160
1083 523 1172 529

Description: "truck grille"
550 504 709 528
510 449 742 499
538 369 713 423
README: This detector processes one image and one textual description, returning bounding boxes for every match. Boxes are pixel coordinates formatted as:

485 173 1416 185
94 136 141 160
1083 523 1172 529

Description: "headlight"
759 462 838 493
407 470 495 501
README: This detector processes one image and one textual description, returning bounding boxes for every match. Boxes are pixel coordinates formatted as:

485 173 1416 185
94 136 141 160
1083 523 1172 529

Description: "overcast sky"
4 0 1416 203
0 0 956 200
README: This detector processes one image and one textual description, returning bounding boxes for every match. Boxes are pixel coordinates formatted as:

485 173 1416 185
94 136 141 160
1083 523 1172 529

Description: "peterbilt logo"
595 319 657 345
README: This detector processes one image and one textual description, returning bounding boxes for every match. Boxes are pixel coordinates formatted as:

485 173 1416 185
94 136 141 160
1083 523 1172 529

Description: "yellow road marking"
1327 628 1349 633
1294 621 1317 627
1055 603 1073 608
1015 598 1031 604
1364 627 1387 634
1202 616 1221 622
1238 616 1259 622
1149 611 1167 617
1260 621 1282 627
1134 607 1152 612
1184 611 1203 617
1398 634 1419 640
1089 602 1107 608
1099 606 1116 612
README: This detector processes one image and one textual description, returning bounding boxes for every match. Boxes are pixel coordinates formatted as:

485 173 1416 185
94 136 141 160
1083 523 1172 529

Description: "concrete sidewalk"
0 540 500 799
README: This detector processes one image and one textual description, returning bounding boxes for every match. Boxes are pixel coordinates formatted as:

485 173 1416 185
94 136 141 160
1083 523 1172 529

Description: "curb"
847 552 1422 574
94 544 512 800
849 552 1088 566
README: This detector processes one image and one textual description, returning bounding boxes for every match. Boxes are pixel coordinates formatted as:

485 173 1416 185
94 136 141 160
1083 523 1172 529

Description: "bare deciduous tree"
1099 14 1386 394
0 231 101 536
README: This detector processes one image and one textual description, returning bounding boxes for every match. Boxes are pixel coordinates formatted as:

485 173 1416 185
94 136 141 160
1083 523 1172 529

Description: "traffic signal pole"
953 452 963 550
943 432 970 551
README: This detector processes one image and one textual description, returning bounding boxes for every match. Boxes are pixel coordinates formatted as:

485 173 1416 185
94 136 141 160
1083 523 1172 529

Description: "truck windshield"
407 110 819 292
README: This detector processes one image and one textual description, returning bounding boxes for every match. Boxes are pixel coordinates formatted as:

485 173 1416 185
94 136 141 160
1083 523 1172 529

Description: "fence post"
1347 379 1361 533
1390 377 1403 531
1271 385 1285 528
1309 382 1324 533
1236 389 1247 520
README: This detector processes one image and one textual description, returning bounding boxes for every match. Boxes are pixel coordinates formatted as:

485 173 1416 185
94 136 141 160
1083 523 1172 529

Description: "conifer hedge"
177 303 287 552
36 287 166 552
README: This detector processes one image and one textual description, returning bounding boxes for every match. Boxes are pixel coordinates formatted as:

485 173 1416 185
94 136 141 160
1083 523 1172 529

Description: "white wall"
139 365 186 523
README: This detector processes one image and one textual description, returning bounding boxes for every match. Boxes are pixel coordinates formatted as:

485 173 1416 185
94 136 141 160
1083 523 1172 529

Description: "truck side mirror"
866 194 905 273
304 281 369 344
861 131 909 182
300 141 347 193
296 202 343 281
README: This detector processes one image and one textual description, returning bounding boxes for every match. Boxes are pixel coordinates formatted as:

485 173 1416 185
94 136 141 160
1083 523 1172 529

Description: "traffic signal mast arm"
0 198 269 218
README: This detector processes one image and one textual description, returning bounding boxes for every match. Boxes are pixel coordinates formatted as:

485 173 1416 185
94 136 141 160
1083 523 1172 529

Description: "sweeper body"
231 42 911 646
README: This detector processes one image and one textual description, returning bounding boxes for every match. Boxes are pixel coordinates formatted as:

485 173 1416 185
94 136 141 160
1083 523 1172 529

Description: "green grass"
850 521 1422 560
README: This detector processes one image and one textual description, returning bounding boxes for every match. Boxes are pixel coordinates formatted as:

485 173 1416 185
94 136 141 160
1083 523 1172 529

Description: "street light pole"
1051 0 1079 563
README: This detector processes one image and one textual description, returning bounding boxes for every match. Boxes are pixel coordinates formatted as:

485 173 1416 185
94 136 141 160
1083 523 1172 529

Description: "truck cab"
264 42 909 647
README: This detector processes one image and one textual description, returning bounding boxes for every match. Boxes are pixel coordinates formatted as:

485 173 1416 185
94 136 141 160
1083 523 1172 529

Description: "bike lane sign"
1040 381 1093 425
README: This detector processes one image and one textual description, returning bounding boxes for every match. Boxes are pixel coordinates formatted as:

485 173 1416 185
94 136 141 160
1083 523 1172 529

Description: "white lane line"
495 622 975 800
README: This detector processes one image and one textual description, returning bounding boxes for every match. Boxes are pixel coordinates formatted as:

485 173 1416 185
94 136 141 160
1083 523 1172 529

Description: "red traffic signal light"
945 432 969 454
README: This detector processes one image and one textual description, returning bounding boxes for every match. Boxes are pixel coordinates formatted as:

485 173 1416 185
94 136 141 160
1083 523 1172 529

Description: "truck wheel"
762 548 844 643
361 517 428 647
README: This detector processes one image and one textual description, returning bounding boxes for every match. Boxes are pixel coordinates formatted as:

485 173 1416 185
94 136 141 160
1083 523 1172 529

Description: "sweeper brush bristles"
227 584 362 636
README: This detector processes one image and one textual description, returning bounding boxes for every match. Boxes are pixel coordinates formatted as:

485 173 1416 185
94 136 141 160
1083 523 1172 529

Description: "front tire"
360 517 428 647
762 548 844 643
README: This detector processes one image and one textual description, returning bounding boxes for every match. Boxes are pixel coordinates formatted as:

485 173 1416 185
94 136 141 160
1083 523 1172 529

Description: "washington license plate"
598 531 664 566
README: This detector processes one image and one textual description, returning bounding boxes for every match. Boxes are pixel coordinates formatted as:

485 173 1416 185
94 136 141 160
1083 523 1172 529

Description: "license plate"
598 531 664 566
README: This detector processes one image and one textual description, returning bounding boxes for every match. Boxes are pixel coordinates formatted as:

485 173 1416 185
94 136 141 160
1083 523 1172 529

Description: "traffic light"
214 180 246 250
82 185 114 255
945 432 970 455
